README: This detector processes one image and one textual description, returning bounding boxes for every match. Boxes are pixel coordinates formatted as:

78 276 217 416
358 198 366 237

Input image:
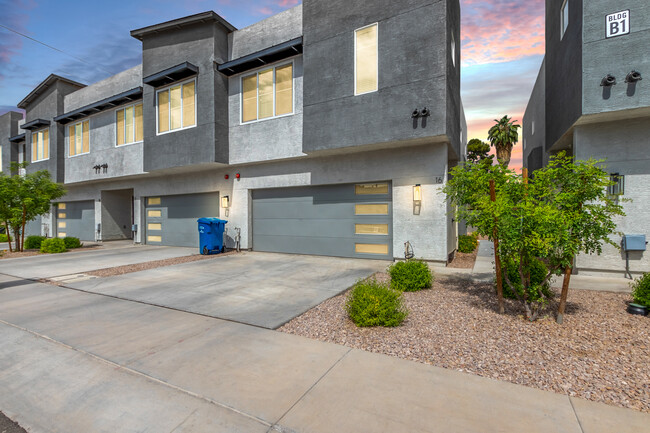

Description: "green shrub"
40 238 67 254
458 234 479 253
500 257 554 301
63 237 82 249
0 233 11 242
24 235 46 250
388 260 433 292
346 279 408 327
631 273 650 308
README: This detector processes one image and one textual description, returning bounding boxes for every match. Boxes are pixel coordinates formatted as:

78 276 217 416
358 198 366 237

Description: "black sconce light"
625 70 642 83
411 109 421 118
420 107 430 117
101 163 108 174
600 74 617 87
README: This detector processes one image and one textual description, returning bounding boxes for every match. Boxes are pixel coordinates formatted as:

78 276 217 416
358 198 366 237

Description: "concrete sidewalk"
0 277 647 433
438 240 633 293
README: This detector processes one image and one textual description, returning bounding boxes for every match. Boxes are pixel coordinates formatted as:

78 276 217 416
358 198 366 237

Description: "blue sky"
0 0 545 168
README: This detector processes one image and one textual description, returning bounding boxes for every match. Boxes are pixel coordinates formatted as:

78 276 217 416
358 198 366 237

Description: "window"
561 0 569 39
355 183 389 195
117 103 143 145
156 79 196 134
355 243 389 255
355 204 389 215
355 23 378 95
451 33 456 67
531 121 535 135
608 173 624 196
241 62 294 123
31 128 49 162
68 120 90 156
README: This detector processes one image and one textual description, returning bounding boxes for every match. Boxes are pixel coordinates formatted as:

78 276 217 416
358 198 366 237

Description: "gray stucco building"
1 0 465 263
523 0 649 276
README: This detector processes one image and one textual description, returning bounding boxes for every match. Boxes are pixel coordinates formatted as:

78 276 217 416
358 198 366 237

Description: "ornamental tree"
444 153 624 321
0 163 66 251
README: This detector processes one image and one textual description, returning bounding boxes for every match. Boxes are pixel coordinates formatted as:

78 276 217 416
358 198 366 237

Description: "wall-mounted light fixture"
413 184 422 215
601 74 617 87
221 195 230 217
625 70 642 83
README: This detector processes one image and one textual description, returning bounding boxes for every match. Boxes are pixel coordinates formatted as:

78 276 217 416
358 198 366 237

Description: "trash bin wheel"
221 246 226 253
202 246 208 255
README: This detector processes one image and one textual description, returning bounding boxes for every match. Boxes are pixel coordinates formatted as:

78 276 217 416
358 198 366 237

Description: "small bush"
631 273 650 308
40 238 67 254
346 279 408 327
63 237 82 249
0 233 11 243
458 233 479 253
388 260 433 292
24 235 46 250
500 257 554 301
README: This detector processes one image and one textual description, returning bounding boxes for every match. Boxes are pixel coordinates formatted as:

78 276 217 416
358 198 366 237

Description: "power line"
0 23 114 75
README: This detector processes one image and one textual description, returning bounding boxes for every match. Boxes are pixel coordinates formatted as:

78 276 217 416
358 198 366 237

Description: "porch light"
221 196 230 208
413 184 422 215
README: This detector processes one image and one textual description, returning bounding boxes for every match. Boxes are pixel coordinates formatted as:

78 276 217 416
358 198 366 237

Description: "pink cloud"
256 6 274 15
461 0 545 66
276 0 299 6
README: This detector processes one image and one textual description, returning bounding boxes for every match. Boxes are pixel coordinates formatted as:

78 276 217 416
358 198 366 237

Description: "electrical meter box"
622 234 646 251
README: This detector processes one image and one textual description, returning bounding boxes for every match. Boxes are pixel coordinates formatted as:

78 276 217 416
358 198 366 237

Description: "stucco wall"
61 143 450 261
230 6 302 59
228 57 304 165
574 118 650 276
523 58 547 172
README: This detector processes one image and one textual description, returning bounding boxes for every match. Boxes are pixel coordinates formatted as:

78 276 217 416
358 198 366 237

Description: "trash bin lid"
197 217 228 224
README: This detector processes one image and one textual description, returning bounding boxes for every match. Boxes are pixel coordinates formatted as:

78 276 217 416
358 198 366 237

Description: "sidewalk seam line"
0 318 272 429
269 347 353 432
568 396 586 433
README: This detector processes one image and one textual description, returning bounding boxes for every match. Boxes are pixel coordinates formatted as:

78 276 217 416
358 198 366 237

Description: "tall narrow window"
451 33 456 67
31 128 49 162
561 0 569 39
355 23 378 95
241 62 294 123
117 103 144 146
156 78 196 134
68 120 90 156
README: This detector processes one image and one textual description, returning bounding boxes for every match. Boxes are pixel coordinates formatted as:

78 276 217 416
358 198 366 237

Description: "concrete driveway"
67 252 388 328
0 243 196 279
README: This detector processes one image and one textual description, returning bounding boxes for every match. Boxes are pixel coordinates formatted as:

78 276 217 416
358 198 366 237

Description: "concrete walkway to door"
0 275 647 433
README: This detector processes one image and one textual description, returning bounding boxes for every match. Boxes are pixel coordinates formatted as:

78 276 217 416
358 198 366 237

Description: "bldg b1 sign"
606 10 630 38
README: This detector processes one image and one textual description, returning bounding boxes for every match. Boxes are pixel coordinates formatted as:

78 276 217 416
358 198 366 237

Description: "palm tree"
487 115 521 167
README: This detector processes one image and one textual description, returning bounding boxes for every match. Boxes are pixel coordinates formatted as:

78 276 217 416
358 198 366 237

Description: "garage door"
252 182 392 260
145 192 220 247
56 201 95 240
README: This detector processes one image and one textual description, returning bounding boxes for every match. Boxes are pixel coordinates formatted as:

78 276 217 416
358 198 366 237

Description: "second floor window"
32 128 49 162
157 79 196 134
561 0 569 39
242 63 294 123
117 103 143 146
355 23 378 95
69 120 90 156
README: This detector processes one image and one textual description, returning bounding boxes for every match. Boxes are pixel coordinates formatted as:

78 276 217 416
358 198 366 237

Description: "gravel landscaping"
280 272 650 413
86 251 238 277
447 248 478 269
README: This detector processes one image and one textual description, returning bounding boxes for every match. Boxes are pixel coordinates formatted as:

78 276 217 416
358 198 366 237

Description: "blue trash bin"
197 218 228 255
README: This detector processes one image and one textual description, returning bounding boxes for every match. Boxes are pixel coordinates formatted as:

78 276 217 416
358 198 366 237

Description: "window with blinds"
116 103 143 146
241 62 294 123
31 128 49 162
355 23 378 95
68 120 90 156
156 78 196 134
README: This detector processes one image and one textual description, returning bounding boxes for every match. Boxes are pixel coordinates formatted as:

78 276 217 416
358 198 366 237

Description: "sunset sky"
0 0 545 170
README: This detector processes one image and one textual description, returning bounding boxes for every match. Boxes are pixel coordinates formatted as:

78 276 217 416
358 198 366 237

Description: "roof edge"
17 74 86 109
130 11 236 41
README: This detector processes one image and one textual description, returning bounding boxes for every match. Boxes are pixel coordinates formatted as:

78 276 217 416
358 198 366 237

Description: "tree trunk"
13 228 20 252
495 144 512 167
490 180 505 314
4 221 12 253
557 265 572 324
20 205 26 252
